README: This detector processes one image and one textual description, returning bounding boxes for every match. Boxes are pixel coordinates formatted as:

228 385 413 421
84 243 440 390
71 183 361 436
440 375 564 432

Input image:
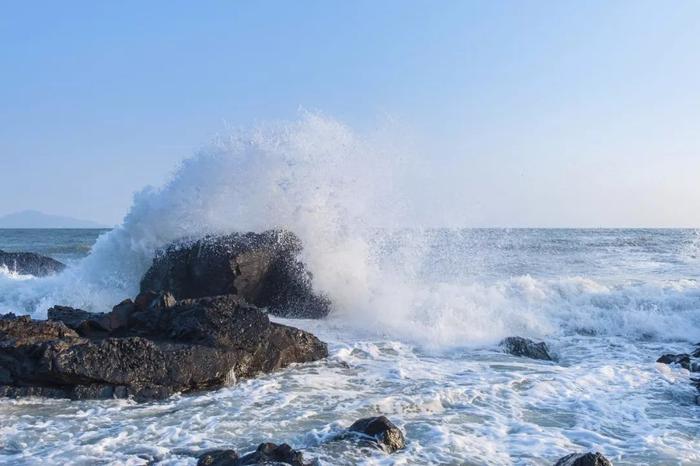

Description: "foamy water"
1 114 699 465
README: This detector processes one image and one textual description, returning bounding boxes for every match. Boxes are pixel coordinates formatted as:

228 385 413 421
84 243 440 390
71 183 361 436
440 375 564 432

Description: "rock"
554 452 613 466
657 353 691 370
0 249 65 276
47 305 112 338
0 295 328 401
197 443 310 466
140 230 331 318
347 416 406 453
0 313 79 344
197 449 240 466
47 305 103 330
237 443 309 466
500 336 553 361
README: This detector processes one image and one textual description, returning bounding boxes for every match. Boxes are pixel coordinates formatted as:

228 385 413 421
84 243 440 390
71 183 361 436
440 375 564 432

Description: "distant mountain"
0 210 109 228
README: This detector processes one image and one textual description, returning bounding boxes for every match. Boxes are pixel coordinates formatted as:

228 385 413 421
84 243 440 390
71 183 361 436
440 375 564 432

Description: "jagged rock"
0 295 328 401
47 305 111 337
197 449 240 466
197 443 310 466
47 292 180 338
554 452 613 466
47 306 102 329
500 336 552 361
0 249 65 276
140 230 331 318
347 416 406 453
237 443 309 466
657 353 691 370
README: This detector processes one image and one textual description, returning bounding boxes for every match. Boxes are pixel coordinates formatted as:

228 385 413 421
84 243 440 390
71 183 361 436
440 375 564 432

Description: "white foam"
2 114 700 464
1 114 700 349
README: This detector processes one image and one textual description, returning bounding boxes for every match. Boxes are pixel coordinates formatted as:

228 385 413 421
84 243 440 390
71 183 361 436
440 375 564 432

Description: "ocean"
1 116 699 465
1 227 699 465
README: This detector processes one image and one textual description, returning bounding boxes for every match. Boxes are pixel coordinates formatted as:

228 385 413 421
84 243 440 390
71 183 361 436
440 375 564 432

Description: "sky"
1 0 699 227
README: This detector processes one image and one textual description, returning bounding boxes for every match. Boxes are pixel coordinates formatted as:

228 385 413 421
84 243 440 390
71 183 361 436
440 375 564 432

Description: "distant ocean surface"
1 227 700 465
0 229 109 264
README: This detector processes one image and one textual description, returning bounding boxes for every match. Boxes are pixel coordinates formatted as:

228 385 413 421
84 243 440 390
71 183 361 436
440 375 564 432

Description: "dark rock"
133 291 177 312
237 443 309 466
690 377 700 391
196 443 310 466
347 416 406 453
197 449 240 466
140 230 331 318
657 353 691 370
0 313 79 344
0 295 328 401
500 336 553 361
0 249 65 276
47 305 112 338
554 452 613 466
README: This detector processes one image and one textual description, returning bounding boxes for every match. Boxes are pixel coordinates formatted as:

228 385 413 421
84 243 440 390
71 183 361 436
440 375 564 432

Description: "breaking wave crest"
1 113 699 348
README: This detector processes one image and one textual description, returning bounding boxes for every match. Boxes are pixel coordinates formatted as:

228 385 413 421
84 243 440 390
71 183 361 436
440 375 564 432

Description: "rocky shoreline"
656 344 700 404
0 230 330 401
0 231 620 464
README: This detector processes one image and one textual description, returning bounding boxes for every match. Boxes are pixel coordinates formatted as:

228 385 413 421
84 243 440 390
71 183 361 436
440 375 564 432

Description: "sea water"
1 114 699 465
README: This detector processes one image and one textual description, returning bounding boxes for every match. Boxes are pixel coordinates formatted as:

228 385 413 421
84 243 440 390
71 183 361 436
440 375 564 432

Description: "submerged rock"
554 452 613 466
140 230 331 318
197 443 310 466
0 294 327 401
0 249 65 276
500 336 553 361
347 416 406 453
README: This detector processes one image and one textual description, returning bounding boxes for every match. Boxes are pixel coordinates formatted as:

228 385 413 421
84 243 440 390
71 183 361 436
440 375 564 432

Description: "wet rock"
500 336 553 361
47 305 111 338
656 353 691 370
554 452 613 466
196 443 310 466
0 313 78 344
347 416 406 453
140 230 331 318
0 295 328 401
197 449 240 466
237 443 309 465
0 249 65 276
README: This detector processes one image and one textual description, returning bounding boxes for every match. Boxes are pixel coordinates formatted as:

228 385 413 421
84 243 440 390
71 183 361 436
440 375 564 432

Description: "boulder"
237 443 309 466
347 416 406 453
139 230 331 318
197 449 240 466
657 353 691 370
197 443 310 466
0 295 327 401
0 249 65 276
47 305 111 338
500 336 553 361
554 452 613 466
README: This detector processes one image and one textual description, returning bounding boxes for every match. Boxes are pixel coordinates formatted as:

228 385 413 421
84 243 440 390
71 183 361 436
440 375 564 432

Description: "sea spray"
1 114 700 348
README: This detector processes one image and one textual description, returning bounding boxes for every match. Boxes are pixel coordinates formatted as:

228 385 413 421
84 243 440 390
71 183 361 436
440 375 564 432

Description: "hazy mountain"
0 210 109 228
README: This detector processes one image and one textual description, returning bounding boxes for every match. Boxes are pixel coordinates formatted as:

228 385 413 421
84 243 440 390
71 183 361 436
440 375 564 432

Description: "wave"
0 265 35 282
0 112 699 347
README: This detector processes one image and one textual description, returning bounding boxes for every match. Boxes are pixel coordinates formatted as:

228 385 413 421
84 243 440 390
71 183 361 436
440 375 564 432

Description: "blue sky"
1 1 699 226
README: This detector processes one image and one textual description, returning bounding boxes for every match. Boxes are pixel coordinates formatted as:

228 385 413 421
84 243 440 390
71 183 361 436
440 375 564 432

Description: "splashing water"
1 114 700 348
2 114 700 464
